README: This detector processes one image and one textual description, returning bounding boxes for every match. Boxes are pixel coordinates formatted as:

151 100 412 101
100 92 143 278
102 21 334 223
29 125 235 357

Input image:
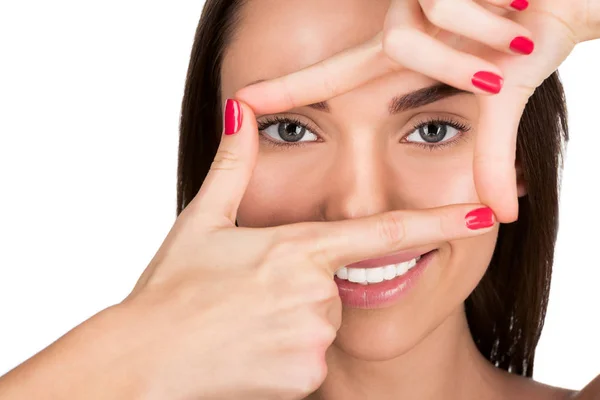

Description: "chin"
330 233 499 362
333 314 438 361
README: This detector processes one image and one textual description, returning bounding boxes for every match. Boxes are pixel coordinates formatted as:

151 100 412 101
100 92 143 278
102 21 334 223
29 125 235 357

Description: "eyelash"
256 115 472 150
257 116 320 149
405 116 472 151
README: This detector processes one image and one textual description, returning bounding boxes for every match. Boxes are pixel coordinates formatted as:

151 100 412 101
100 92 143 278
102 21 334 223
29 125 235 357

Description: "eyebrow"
245 80 470 114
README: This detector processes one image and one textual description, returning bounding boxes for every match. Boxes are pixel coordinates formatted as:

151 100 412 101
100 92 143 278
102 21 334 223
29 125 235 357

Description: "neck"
309 308 510 400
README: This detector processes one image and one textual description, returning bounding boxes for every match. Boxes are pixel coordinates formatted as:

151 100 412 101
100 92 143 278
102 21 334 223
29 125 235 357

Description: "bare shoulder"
501 371 599 399
569 374 600 400
521 374 600 400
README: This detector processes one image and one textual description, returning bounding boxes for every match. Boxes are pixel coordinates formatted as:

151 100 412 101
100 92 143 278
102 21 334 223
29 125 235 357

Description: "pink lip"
335 250 436 309
345 249 430 269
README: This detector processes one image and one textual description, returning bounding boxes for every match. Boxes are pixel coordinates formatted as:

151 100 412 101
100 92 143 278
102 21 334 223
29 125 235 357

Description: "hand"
119 100 496 400
235 0 598 222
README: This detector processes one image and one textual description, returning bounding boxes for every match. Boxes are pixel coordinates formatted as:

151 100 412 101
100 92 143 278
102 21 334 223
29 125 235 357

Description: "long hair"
176 0 569 377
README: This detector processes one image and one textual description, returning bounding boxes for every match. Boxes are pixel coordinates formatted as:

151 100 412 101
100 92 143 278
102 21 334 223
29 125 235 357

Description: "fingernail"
465 207 495 230
510 0 529 11
510 36 534 55
471 71 503 94
224 99 243 135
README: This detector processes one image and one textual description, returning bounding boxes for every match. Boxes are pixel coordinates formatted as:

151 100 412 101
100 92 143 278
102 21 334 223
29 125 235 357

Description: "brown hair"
176 0 569 378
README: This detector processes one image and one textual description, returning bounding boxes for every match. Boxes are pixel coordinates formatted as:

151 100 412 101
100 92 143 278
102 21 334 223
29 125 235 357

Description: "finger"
417 0 534 55
189 99 259 226
382 26 504 95
492 0 530 12
382 0 506 95
286 204 497 276
235 24 505 116
235 32 398 115
473 88 531 223
475 0 529 12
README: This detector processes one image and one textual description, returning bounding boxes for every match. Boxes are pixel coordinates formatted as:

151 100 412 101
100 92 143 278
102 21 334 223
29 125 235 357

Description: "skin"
235 0 594 224
221 0 575 398
0 1 597 398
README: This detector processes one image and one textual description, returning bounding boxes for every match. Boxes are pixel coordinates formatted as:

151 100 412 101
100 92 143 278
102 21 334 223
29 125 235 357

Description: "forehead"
221 0 390 95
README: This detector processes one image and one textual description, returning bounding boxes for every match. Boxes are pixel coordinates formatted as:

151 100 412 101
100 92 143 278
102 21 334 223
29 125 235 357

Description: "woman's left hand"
235 0 600 223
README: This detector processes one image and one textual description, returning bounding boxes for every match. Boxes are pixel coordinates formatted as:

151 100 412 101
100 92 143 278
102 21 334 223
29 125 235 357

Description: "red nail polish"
224 99 243 135
465 207 495 230
471 71 503 94
510 36 534 55
510 0 529 11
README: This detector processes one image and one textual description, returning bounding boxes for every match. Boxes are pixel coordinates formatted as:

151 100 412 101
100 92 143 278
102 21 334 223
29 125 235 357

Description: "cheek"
391 148 479 208
238 144 480 226
237 153 326 227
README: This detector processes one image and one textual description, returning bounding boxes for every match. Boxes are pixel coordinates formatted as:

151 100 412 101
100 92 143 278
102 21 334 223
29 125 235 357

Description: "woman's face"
221 0 504 361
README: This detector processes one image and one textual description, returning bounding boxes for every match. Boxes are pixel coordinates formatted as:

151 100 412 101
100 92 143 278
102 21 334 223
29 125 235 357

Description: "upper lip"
345 247 436 269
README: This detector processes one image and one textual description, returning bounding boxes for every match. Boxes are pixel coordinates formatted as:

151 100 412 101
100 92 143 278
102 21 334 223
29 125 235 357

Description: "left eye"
405 123 460 144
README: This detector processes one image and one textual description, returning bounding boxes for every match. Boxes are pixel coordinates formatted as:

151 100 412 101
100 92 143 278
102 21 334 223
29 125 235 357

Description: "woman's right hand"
119 99 496 400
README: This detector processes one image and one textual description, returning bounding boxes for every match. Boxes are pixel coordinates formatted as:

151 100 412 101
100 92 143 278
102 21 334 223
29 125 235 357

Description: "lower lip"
334 250 436 309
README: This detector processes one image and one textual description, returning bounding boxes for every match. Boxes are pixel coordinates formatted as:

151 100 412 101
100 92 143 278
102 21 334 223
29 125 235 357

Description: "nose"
320 139 396 221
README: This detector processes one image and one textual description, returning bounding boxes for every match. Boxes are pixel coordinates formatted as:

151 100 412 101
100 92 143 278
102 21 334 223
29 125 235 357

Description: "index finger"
473 88 530 223
234 32 400 115
282 204 497 276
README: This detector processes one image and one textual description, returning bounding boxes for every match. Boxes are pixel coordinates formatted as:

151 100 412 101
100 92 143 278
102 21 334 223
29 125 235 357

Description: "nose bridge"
320 136 392 221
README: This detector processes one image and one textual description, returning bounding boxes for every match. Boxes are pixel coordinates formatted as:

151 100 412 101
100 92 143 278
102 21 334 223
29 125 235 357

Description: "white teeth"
383 265 397 280
366 268 384 283
336 267 348 280
396 261 410 276
347 268 366 283
335 256 423 285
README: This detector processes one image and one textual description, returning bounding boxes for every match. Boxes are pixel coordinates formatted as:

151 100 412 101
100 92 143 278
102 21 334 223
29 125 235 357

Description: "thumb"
189 99 259 226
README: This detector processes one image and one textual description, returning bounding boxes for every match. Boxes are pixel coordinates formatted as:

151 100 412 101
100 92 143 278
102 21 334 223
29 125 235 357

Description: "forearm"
0 305 149 399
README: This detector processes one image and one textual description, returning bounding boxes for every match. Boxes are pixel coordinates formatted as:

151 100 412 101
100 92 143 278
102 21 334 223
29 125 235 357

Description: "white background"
0 0 599 391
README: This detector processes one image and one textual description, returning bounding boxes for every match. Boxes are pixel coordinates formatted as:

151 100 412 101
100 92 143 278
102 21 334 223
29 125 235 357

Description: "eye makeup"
256 115 322 149
256 114 472 151
401 115 472 151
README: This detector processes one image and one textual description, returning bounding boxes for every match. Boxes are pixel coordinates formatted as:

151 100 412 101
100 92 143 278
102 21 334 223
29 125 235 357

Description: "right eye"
257 116 319 146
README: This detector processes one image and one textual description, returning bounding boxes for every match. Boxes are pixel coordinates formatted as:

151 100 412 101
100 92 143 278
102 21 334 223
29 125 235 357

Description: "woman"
0 0 598 399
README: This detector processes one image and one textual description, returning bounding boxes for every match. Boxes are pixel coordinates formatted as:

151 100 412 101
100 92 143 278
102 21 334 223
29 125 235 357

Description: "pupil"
278 122 306 142
419 124 447 143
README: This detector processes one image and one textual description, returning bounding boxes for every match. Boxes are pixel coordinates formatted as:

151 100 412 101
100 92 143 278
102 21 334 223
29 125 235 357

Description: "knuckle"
257 228 313 278
316 323 338 347
303 277 339 304
265 229 305 263
316 60 341 98
376 212 407 246
321 280 340 302
327 295 343 331
382 27 407 55
276 224 333 272
211 149 241 171
296 353 328 394
280 75 299 110
381 27 417 66
423 0 451 26
436 211 454 239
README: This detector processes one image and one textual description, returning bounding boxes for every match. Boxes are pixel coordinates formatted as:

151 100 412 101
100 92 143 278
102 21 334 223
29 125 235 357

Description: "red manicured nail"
510 0 529 11
471 71 503 94
510 36 534 55
224 99 243 135
465 207 495 230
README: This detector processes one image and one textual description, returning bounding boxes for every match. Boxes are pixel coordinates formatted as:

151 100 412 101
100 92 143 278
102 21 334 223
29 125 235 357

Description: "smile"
335 255 422 285
334 249 437 309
